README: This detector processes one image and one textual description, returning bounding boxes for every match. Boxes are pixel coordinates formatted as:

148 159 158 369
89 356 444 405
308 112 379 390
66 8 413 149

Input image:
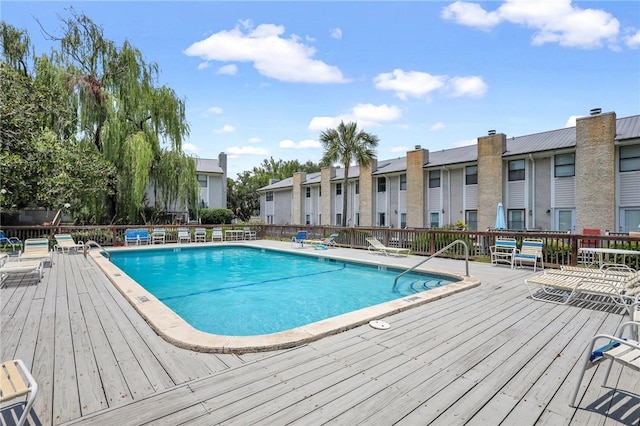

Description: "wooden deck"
1 242 639 425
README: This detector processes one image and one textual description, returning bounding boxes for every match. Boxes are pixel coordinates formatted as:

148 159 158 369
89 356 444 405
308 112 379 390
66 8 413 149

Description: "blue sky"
4 1 640 178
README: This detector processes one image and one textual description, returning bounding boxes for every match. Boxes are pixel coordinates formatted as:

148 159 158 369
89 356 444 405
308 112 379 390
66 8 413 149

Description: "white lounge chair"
0 260 44 284
0 359 39 426
19 238 52 266
194 228 207 243
177 228 191 244
243 227 257 240
306 233 339 249
570 321 640 408
151 229 166 244
211 228 223 242
53 234 84 254
366 237 410 257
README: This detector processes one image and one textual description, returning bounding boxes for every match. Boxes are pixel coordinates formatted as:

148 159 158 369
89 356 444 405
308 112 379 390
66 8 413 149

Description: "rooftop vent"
414 145 421 150
590 108 602 116
488 130 496 135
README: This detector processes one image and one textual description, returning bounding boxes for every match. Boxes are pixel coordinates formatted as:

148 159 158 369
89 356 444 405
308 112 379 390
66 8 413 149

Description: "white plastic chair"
0 359 39 426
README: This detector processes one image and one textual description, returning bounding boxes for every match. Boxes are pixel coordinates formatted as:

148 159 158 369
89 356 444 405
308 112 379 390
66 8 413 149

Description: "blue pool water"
109 246 457 336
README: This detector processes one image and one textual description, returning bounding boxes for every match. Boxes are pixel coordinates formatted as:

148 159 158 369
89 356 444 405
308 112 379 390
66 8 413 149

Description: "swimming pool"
109 246 457 336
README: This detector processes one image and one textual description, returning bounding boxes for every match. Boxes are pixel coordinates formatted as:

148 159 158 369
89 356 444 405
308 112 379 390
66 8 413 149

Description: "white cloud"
205 106 223 115
441 0 623 50
390 146 411 153
308 103 402 131
248 137 262 144
625 29 640 49
184 21 348 83
330 27 342 39
453 138 478 147
197 61 211 70
279 138 322 149
447 76 488 97
182 143 199 154
565 115 584 127
226 146 269 156
430 122 446 131
374 69 487 99
213 124 235 134
217 64 238 75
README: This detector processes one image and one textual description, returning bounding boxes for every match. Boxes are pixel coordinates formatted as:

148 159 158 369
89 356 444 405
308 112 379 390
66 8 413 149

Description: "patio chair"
151 229 166 244
243 227 257 240
177 228 191 244
124 229 151 246
19 238 52 266
0 260 44 283
579 228 602 266
0 359 39 426
0 231 21 251
306 233 339 249
194 228 207 243
490 237 517 267
366 237 410 257
513 238 544 272
53 234 84 254
291 231 307 248
569 321 640 408
211 228 223 242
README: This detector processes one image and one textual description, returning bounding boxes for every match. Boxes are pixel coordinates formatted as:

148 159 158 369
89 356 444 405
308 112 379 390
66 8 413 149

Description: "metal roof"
195 158 224 174
373 157 406 175
616 114 640 141
425 145 478 167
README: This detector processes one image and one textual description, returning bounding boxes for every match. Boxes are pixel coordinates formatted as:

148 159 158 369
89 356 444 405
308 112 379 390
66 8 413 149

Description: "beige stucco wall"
477 133 506 230
406 148 428 228
358 161 376 227
292 172 305 225
320 167 335 226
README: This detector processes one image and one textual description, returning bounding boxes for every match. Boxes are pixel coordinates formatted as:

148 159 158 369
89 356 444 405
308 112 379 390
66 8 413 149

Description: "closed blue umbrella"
495 202 506 230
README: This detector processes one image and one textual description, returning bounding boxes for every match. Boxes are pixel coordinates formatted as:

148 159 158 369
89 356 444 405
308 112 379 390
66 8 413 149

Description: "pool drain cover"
369 320 390 330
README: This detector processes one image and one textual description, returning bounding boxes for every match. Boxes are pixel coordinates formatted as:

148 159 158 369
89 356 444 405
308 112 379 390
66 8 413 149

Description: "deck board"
1 241 638 426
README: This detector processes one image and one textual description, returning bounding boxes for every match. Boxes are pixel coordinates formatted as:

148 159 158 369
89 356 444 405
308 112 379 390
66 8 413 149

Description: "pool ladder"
83 240 111 261
392 239 469 291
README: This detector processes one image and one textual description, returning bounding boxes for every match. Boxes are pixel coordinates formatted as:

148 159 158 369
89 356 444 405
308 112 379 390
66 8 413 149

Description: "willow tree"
43 11 198 223
319 121 379 227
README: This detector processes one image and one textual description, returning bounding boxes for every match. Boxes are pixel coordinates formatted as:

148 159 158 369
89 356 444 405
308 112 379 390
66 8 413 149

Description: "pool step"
394 278 444 296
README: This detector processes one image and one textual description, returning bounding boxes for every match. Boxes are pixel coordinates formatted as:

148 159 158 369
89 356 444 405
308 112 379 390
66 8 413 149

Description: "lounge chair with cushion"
569 321 640 408
53 234 84 254
19 238 52 266
211 228 223 242
194 228 207 243
0 231 21 251
291 231 307 248
0 359 39 426
177 228 191 244
0 259 44 284
366 237 410 257
513 238 544 271
151 229 166 244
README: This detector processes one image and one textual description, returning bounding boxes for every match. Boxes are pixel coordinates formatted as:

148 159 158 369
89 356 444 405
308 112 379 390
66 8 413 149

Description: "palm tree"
319 121 379 227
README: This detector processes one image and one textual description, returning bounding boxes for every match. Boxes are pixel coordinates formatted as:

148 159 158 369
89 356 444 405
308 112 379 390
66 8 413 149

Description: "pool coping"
89 241 481 354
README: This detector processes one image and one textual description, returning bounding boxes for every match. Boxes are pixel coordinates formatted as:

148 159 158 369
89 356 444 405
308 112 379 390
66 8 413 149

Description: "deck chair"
19 238 52 266
0 231 21 251
291 231 307 248
211 228 223 242
579 228 602 266
243 227 257 240
53 234 84 254
0 260 44 283
490 237 517 267
151 229 166 244
177 228 191 244
306 233 339 249
513 238 544 271
569 321 640 408
366 237 410 257
0 359 39 426
194 228 207 243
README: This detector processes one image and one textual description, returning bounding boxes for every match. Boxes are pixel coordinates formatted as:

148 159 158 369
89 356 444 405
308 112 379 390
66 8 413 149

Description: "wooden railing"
1 225 639 269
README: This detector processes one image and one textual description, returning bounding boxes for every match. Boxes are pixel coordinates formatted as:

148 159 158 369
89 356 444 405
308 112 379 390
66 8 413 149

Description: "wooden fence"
1 225 639 269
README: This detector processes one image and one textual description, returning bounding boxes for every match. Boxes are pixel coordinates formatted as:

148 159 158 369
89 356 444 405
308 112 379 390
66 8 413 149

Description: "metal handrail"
393 239 469 291
83 240 110 261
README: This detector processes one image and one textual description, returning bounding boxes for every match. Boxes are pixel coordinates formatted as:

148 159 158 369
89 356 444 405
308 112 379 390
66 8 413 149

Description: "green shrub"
199 208 233 224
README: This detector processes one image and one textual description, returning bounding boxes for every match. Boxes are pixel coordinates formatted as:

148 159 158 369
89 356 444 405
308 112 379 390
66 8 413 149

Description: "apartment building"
258 110 640 233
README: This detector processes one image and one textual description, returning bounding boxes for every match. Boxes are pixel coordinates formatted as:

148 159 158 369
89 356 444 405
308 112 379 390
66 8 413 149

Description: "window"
508 159 525 181
266 191 273 201
355 213 360 226
197 174 208 187
465 166 477 185
305 214 311 225
508 209 525 230
558 210 573 232
465 210 478 231
318 213 321 224
429 212 440 228
336 183 342 195
335 213 342 226
266 215 273 224
377 177 386 192
623 208 640 232
399 174 407 190
620 145 640 172
429 170 441 188
305 187 311 198
554 153 575 177
400 213 407 229
355 180 360 195
378 212 386 226
319 186 321 197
